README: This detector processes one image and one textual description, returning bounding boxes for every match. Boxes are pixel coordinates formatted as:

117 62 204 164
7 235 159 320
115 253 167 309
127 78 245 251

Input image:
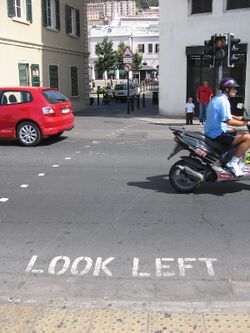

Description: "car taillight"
42 106 55 115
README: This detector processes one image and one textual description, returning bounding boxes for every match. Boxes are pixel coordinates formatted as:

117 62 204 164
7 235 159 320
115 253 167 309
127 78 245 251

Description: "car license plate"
61 107 70 114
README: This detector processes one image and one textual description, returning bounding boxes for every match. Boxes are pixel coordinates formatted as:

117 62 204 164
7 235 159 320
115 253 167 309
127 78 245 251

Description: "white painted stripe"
0 198 9 203
64 157 71 160
92 141 100 144
52 165 60 168
75 151 81 154
38 173 45 177
84 145 90 148
20 184 29 188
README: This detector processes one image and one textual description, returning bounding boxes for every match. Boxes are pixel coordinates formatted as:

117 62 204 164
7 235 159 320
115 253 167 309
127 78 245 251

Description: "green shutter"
55 0 60 30
7 0 15 17
26 0 32 23
65 5 71 34
42 0 48 27
76 9 80 37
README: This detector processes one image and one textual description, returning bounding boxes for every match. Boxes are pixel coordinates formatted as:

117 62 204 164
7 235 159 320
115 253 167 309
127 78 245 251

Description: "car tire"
17 121 42 147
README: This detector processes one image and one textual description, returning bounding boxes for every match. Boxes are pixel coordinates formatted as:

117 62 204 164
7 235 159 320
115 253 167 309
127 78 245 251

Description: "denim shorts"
214 130 237 146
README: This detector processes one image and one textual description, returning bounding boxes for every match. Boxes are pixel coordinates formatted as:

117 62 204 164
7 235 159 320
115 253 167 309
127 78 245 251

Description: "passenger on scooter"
204 78 250 177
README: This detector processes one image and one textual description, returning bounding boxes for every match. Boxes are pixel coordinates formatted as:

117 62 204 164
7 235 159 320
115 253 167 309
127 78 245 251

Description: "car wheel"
17 121 42 147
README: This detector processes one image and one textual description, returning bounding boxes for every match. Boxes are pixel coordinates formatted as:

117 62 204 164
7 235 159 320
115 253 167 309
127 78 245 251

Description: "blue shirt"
204 93 232 138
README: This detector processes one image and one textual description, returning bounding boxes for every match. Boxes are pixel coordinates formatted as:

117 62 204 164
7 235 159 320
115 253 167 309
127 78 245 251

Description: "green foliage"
95 39 142 74
95 37 116 72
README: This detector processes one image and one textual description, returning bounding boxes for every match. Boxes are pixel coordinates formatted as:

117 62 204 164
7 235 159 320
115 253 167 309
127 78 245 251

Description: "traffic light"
228 34 241 67
204 36 215 67
214 34 227 61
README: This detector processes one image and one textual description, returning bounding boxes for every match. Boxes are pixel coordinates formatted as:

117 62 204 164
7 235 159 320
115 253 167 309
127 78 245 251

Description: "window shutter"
65 5 71 34
76 9 80 37
42 0 48 27
26 0 32 23
55 0 60 30
7 0 15 17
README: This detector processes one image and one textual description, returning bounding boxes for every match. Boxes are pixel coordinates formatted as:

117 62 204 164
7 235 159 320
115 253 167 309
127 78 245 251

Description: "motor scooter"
168 116 250 193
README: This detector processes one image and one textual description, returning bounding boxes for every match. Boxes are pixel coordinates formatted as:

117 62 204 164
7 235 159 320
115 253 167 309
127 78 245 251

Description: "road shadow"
127 174 250 196
0 136 67 147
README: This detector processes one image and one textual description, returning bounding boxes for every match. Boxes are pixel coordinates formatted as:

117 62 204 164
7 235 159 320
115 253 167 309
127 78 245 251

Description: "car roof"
0 87 56 91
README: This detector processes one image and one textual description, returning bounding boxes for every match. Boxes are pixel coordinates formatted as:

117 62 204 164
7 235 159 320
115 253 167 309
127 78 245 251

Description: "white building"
0 0 89 112
160 0 250 117
88 15 159 82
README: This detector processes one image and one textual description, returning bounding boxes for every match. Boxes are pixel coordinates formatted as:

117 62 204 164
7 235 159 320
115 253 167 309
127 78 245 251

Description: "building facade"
88 15 159 82
104 1 136 18
0 0 89 112
159 0 250 117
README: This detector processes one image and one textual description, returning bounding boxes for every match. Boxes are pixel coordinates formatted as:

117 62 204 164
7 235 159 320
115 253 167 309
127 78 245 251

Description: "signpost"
123 47 133 114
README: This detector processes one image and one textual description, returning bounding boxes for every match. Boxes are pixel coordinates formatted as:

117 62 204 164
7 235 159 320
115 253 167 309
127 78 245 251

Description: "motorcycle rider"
204 78 250 177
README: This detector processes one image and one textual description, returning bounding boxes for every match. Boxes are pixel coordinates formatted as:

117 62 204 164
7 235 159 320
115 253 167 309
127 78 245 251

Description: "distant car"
113 83 136 102
0 87 74 146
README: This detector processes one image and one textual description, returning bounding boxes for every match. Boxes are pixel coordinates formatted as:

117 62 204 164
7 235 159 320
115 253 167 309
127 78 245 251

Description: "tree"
95 37 116 74
114 42 142 72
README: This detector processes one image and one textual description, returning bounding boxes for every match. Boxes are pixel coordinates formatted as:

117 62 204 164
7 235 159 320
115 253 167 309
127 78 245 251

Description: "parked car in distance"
113 83 136 102
0 87 74 146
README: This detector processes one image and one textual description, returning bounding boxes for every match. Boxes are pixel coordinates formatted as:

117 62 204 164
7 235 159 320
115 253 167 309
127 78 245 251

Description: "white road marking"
75 151 81 154
38 173 45 177
0 198 9 203
20 184 29 188
92 141 100 144
25 256 217 278
64 157 71 160
52 165 60 168
84 145 90 148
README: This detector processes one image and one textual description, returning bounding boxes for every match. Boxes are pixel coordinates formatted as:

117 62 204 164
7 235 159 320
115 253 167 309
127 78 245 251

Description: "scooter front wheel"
169 160 201 193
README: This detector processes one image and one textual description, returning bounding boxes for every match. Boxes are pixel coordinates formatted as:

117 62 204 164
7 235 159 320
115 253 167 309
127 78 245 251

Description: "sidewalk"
1 302 250 332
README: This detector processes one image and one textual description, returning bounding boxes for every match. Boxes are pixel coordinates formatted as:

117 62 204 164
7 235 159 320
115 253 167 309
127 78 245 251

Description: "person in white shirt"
185 97 195 125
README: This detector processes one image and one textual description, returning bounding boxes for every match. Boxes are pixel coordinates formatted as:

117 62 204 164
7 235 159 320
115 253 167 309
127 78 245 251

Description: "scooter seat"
185 131 228 153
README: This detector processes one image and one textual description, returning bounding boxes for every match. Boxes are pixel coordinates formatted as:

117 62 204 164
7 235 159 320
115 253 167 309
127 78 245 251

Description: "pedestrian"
196 80 213 124
185 97 195 125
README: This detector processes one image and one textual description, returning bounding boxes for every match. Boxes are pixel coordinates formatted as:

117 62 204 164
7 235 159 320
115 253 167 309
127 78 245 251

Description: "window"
227 0 250 10
49 65 59 89
0 91 32 105
71 66 79 97
138 44 145 53
42 90 68 104
31 64 40 87
148 44 153 54
42 0 60 30
65 5 80 37
18 63 30 86
155 44 160 53
7 0 32 22
191 0 212 14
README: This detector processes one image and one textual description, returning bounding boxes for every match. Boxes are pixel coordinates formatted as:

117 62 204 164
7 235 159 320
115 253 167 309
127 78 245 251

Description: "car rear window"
42 90 68 104
115 85 126 90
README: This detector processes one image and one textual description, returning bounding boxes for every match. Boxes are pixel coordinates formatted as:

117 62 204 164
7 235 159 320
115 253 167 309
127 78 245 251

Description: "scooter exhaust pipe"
177 165 204 182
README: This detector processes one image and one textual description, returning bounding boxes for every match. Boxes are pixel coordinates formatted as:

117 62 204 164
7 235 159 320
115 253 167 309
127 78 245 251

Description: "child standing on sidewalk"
185 97 195 125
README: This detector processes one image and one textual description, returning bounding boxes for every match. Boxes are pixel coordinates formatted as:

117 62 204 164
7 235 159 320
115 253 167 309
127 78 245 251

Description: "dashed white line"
38 173 45 177
0 198 9 203
64 157 71 160
52 165 60 168
20 184 29 188
92 141 100 144
84 145 90 148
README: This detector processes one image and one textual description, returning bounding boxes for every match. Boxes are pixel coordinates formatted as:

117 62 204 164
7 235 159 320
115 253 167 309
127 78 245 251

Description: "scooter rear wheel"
169 160 201 193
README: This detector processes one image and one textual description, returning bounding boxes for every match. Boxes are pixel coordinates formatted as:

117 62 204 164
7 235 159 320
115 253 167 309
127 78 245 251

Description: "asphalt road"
1 104 250 312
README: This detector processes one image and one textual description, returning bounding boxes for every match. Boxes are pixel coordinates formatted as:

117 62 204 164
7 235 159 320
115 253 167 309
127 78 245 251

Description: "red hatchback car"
0 87 74 146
